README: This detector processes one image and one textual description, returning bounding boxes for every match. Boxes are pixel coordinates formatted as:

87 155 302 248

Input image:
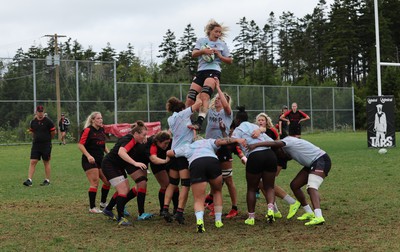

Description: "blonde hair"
209 92 232 110
256 112 274 129
204 19 229 40
84 112 101 128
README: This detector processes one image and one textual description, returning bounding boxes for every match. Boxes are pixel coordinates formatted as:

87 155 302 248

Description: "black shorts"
305 153 331 176
289 124 301 136
189 157 221 184
125 164 147 175
150 163 168 175
101 158 127 181
81 156 103 172
30 142 52 161
168 156 189 171
193 70 221 87
246 149 277 174
277 158 287 169
216 145 233 162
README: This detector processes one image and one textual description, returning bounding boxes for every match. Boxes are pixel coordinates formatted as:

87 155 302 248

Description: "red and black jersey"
266 127 279 140
30 117 56 143
148 135 169 170
79 126 106 161
283 110 309 124
104 134 140 167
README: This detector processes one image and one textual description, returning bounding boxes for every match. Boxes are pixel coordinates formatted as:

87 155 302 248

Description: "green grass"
1 132 399 251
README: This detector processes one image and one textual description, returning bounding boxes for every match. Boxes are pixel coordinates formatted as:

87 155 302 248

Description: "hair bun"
236 106 246 112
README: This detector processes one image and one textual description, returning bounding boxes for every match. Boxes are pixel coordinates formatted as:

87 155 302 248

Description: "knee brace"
134 176 148 184
201 85 213 98
169 177 180 186
222 169 233 179
306 173 324 190
181 178 191 187
187 89 199 102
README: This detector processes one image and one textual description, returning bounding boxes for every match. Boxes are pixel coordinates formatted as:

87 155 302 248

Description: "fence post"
332 87 336 132
147 83 150 122
113 61 118 124
33 60 37 113
309 87 313 133
76 61 80 138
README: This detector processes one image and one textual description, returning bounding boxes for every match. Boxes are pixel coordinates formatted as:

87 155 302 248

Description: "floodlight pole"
374 0 382 96
45 33 66 140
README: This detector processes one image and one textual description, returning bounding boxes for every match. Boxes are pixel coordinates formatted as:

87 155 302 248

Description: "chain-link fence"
0 58 354 144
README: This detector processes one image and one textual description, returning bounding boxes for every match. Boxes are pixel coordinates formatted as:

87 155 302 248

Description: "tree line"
1 0 400 135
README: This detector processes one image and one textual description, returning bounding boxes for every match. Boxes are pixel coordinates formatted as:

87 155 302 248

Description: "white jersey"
205 108 232 139
281 136 326 167
195 37 231 72
173 139 218 166
168 107 194 150
232 121 272 157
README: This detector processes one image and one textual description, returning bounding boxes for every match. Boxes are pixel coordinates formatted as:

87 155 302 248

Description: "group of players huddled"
75 19 331 233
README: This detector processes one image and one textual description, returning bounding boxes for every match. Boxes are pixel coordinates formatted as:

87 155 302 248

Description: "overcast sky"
0 0 333 63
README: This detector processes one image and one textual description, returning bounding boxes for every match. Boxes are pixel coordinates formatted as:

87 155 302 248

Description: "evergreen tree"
179 23 197 81
233 17 250 80
158 29 179 77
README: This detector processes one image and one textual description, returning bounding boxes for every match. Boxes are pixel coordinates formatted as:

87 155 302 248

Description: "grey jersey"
232 121 272 157
205 108 232 139
281 136 326 167
174 139 218 166
168 107 194 150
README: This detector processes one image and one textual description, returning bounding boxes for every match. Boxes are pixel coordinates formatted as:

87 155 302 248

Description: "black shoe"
40 180 50 186
188 122 202 131
162 210 173 223
23 179 32 187
175 213 185 225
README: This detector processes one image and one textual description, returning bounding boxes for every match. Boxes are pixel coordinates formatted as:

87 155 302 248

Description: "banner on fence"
104 122 161 138
366 96 396 148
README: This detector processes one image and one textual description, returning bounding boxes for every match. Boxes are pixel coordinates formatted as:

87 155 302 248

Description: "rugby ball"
378 148 387 154
201 45 215 63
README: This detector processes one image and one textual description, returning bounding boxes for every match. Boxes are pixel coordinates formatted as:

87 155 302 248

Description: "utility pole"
45 33 66 141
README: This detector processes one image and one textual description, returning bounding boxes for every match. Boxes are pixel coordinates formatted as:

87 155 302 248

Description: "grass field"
1 132 399 251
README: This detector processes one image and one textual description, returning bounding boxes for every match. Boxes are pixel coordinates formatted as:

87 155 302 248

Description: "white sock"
314 208 322 218
195 211 204 221
248 212 255 219
283 195 296 205
303 204 313 214
214 206 222 222
274 202 280 213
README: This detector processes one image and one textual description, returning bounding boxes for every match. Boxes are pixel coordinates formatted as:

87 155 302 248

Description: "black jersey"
79 126 106 161
105 134 140 168
30 117 56 143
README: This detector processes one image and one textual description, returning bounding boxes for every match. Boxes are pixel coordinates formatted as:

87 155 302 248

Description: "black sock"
88 188 97 209
127 187 137 201
159 189 166 212
116 194 127 219
172 189 179 211
105 192 117 211
101 185 110 203
232 205 238 211
137 188 146 215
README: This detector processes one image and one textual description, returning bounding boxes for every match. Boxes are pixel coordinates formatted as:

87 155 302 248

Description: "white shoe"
89 207 102 214
99 202 108 209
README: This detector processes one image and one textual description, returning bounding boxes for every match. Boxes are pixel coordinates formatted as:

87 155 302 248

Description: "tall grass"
0 132 399 251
